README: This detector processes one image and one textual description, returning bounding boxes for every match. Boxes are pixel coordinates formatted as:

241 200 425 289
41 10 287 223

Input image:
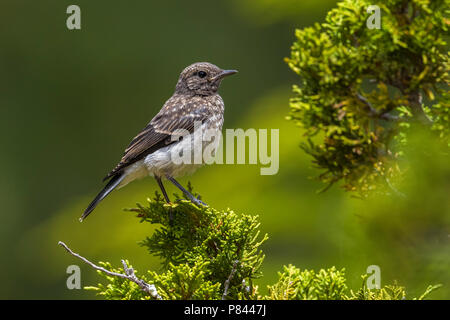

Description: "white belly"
118 122 221 188
144 122 221 177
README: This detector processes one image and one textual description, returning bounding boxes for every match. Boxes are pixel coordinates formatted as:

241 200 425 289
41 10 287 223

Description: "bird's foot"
191 197 208 207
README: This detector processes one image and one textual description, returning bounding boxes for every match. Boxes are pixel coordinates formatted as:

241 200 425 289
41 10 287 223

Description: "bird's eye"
197 71 207 78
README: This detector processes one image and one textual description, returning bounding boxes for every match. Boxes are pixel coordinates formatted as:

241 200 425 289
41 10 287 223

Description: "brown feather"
103 94 214 181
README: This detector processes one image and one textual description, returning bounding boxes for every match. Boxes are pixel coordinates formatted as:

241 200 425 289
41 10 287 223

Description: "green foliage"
347 275 443 300
286 0 449 196
266 265 348 300
85 261 150 300
87 190 268 300
86 260 222 300
85 190 440 300
266 265 440 300
149 261 221 300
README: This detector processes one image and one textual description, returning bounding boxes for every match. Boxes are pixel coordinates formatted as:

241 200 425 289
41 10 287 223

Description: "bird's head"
175 62 237 96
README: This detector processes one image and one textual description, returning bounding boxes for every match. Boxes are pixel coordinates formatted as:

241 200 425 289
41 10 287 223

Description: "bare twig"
356 93 400 121
356 93 378 116
58 241 162 300
222 260 239 300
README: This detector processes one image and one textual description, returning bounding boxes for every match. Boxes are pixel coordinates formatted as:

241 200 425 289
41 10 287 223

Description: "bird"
80 62 237 221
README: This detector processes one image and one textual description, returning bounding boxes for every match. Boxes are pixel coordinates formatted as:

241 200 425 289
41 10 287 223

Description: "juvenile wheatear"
80 62 237 221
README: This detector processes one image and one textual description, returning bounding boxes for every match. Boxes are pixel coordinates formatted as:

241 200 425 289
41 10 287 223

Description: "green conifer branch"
59 189 440 300
285 0 449 196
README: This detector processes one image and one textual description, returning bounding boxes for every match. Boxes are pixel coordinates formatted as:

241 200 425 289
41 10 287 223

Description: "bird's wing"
103 99 212 181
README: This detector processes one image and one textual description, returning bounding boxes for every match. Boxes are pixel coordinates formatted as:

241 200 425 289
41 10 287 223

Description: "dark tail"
80 174 125 222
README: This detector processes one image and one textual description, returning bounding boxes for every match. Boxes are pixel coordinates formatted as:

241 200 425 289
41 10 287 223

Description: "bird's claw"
192 197 208 207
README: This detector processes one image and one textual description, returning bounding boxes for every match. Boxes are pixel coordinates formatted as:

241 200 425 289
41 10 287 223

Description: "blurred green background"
0 0 448 299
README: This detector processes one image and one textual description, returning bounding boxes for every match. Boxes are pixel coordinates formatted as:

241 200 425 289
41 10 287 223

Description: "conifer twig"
58 241 162 300
222 260 239 300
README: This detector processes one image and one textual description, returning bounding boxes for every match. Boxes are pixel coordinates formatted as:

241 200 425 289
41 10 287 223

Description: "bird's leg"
155 175 174 224
155 176 170 203
166 176 207 206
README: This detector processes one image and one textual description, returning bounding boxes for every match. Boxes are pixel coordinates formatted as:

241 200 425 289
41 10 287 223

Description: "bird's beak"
210 69 238 82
